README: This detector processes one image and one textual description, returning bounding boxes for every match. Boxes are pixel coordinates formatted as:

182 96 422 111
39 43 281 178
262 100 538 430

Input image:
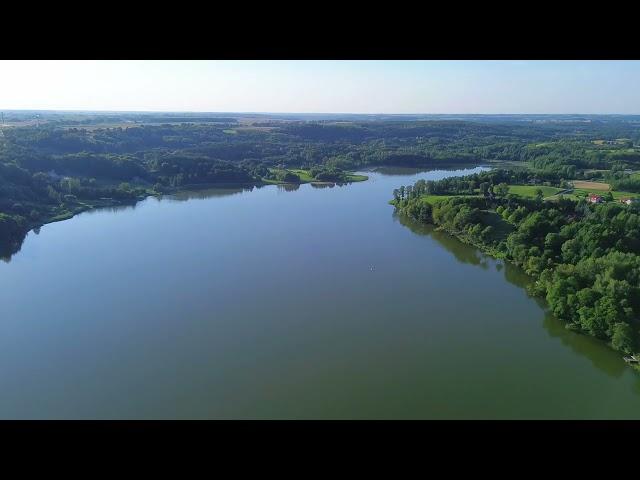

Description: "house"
620 197 636 205
588 194 604 204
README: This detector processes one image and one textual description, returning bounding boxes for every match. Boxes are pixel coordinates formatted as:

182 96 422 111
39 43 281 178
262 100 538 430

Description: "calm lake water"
1 166 640 419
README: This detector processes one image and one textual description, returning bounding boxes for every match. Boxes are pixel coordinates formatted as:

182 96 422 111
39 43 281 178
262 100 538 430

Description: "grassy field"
609 191 639 200
507 185 563 198
419 185 562 203
288 169 316 182
262 168 312 184
418 182 639 205
346 174 368 182
572 180 610 191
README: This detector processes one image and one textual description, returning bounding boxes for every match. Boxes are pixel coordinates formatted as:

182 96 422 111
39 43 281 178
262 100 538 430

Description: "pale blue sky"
1 60 639 114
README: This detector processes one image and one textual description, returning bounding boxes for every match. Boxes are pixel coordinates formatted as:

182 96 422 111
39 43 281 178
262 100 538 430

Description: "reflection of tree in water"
542 312 628 378
1 187 252 262
374 165 484 177
633 374 640 395
310 182 336 189
84 203 139 215
373 166 425 176
502 261 533 291
277 183 300 192
394 212 489 268
166 187 248 201
395 210 640 381
504 262 634 378
0 229 28 263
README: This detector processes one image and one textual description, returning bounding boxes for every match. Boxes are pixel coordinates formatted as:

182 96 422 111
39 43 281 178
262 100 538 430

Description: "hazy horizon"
3 109 640 117
1 60 640 114
3 110 640 114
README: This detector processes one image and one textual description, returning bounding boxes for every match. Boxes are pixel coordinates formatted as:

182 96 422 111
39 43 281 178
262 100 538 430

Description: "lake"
1 166 639 419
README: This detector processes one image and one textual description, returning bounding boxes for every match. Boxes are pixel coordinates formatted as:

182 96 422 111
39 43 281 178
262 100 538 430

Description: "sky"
1 60 639 114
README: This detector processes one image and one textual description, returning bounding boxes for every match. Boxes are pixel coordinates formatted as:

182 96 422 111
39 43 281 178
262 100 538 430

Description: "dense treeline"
604 166 640 193
523 143 640 177
394 171 640 357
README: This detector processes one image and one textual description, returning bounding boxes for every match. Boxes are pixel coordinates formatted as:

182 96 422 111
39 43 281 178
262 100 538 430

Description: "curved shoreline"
394 208 640 371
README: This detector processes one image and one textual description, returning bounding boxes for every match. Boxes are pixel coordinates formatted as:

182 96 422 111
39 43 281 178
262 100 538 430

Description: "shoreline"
3 173 370 259
396 210 640 371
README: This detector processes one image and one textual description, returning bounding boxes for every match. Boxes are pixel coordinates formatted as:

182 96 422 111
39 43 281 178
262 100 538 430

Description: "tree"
611 322 635 353
495 182 509 197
